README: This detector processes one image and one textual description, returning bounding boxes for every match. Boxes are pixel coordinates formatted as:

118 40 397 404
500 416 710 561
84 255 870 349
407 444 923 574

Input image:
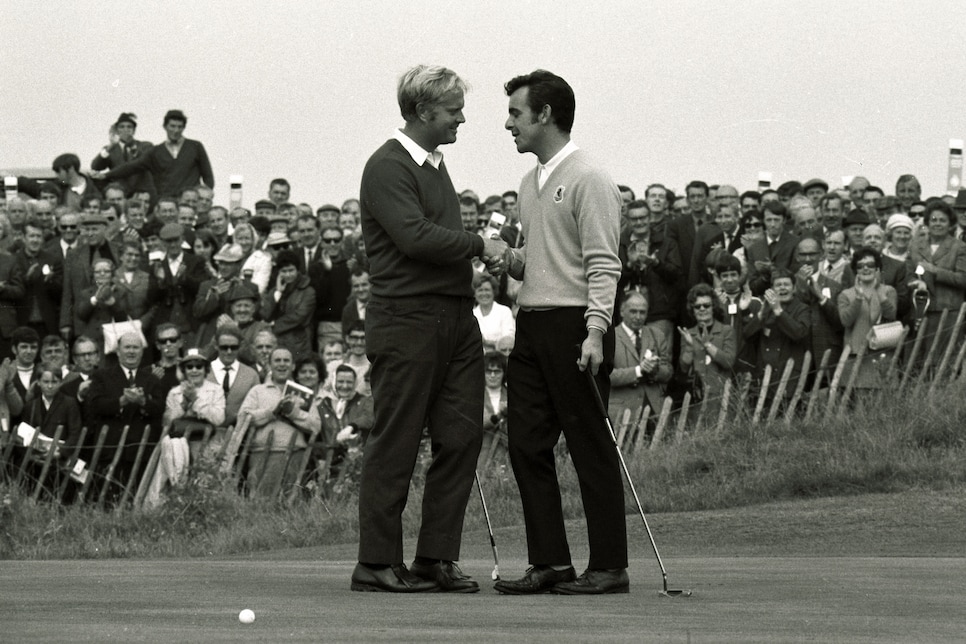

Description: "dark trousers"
508 308 628 570
357 294 483 564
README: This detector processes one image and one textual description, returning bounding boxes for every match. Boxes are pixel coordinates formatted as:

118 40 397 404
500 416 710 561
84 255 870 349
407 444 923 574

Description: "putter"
475 470 500 580
585 369 692 598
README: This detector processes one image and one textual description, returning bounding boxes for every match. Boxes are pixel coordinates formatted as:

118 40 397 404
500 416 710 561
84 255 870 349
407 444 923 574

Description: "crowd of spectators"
2 108 965 506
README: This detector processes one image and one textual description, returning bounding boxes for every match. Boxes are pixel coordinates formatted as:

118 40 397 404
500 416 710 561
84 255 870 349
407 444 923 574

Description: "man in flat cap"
94 110 214 200
59 211 123 342
91 112 155 198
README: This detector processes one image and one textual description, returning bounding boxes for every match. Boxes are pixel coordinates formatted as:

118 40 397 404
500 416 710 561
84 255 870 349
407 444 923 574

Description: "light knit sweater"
508 149 621 328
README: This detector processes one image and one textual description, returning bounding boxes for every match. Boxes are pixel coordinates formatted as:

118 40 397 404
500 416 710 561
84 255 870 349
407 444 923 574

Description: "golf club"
585 369 692 598
475 470 500 581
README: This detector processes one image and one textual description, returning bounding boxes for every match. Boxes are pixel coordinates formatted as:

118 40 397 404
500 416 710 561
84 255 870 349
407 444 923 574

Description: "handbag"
103 317 147 354
867 320 904 351
169 416 214 440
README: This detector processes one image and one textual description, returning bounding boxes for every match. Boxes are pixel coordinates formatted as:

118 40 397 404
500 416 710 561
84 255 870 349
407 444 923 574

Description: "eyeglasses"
158 337 181 345
485 368 504 374
856 261 877 269
255 344 274 350
161 237 181 243
744 222 764 229
60 225 78 230
693 303 713 310
74 351 97 358
218 344 240 351
322 238 343 244
183 363 206 371
627 216 648 222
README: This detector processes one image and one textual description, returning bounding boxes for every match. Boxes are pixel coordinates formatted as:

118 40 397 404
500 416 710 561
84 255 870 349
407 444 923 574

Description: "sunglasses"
322 238 343 244
693 303 713 310
744 222 764 229
158 337 180 345
161 237 181 243
60 225 78 230
856 261 877 269
218 344 240 351
183 363 206 371
485 368 504 373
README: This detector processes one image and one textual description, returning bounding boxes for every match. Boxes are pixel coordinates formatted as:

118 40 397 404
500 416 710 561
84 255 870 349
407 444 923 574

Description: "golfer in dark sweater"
350 65 507 594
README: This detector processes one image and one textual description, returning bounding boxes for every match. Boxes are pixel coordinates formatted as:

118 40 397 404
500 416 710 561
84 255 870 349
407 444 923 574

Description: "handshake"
481 235 513 277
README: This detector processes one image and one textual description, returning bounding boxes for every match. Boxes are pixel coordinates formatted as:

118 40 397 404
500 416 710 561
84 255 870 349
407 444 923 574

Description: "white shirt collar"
538 141 579 180
394 129 443 170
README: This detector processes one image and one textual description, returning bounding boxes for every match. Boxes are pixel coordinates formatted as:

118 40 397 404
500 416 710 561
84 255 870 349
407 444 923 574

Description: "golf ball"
239 609 255 624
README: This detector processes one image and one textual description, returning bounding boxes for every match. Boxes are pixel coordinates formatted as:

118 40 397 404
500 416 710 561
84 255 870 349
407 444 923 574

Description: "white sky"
2 0 962 208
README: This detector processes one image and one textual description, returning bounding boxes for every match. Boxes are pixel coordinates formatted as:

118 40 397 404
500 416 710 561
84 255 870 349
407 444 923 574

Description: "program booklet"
282 380 315 411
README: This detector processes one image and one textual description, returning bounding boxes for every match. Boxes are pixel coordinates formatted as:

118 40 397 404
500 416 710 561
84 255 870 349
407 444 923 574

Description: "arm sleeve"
575 169 622 329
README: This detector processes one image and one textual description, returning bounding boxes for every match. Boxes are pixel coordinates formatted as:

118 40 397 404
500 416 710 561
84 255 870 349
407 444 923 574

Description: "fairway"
4 489 964 642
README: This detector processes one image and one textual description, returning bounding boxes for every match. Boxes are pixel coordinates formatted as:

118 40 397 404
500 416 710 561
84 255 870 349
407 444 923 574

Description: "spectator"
90 112 155 198
713 254 762 375
883 214 915 264
668 180 711 287
60 211 122 342
192 229 219 270
818 229 852 286
482 351 507 433
792 237 845 386
819 192 847 235
472 272 515 353
40 335 69 379
295 354 327 403
44 211 80 261
192 243 245 350
802 178 829 208
237 347 321 497
15 217 63 338
112 241 157 331
268 178 291 206
86 332 165 503
207 326 259 428
76 259 126 347
732 210 765 282
21 364 81 445
320 339 345 365
260 249 315 361
152 223 208 338
163 348 226 451
313 224 352 347
321 362 374 450
894 174 921 212
341 270 372 338
149 323 183 396
863 224 910 321
678 284 736 411
908 200 966 354
838 249 898 389
251 330 277 383
0 243 26 357
609 291 671 435
746 201 798 296
749 268 810 402
232 222 272 294
20 154 102 212
94 110 214 200
60 336 99 409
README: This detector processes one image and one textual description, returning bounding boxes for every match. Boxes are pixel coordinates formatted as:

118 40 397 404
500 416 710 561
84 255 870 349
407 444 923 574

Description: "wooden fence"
3 304 965 509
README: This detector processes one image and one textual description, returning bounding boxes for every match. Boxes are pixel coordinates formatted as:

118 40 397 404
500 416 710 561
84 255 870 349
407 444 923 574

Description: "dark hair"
923 200 954 227
193 229 218 251
626 199 648 212
714 254 742 275
154 322 180 342
501 190 517 200
685 180 709 196
850 247 882 272
11 326 40 346
864 185 884 198
617 184 635 199
42 335 67 350
270 178 291 190
777 181 803 198
297 214 320 229
770 268 795 283
163 109 187 126
334 363 357 380
39 181 62 198
686 283 722 320
473 272 499 291
483 351 507 373
274 249 300 270
140 219 163 240
52 153 81 173
762 201 787 219
504 69 575 133
296 354 327 382
346 320 366 336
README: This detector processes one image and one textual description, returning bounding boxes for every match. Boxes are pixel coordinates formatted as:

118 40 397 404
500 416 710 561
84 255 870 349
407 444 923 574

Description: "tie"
306 249 313 270
223 365 232 395
123 145 130 162
634 331 642 356
127 369 136 386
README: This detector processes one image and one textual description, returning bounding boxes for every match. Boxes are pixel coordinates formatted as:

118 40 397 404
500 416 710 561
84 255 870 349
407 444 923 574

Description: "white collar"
539 140 579 177
394 129 443 169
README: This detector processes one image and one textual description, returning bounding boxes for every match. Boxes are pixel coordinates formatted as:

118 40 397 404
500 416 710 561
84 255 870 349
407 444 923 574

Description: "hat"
874 196 898 212
52 153 81 172
179 348 208 366
254 199 277 212
802 178 829 193
953 189 966 210
213 243 244 263
228 282 259 303
265 232 291 247
115 112 138 128
80 212 108 226
317 203 341 215
159 223 184 241
885 214 915 232
268 212 289 224
843 209 872 228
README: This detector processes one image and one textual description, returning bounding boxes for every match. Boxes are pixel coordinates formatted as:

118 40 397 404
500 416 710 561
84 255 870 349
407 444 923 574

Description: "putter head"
491 567 500 581
659 589 692 598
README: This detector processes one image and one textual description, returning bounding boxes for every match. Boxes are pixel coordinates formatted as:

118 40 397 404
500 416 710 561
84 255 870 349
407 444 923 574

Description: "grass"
2 382 964 560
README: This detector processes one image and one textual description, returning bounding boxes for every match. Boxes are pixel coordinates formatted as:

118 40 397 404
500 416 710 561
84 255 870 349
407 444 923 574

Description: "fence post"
752 364 772 426
97 425 130 508
715 379 732 436
914 308 949 395
57 426 89 503
674 392 691 444
767 358 795 423
838 343 868 416
929 303 966 395
631 405 651 455
77 426 110 504
121 431 153 509
649 397 673 450
804 349 831 422
271 429 301 499
29 425 65 502
784 352 812 423
615 408 632 448
288 430 321 505
825 349 851 418
885 326 910 382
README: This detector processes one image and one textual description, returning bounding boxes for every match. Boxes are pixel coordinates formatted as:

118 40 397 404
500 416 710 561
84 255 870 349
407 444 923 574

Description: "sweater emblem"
553 185 565 203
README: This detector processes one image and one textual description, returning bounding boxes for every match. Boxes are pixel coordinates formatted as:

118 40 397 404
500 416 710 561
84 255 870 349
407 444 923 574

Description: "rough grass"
2 383 964 560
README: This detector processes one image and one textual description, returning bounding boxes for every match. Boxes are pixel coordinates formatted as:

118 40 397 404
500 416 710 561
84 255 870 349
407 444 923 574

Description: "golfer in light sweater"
494 70 629 596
